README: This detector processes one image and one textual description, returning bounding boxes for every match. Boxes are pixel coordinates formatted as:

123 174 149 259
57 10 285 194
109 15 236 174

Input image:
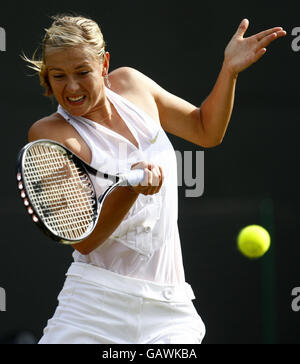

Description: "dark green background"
0 0 299 344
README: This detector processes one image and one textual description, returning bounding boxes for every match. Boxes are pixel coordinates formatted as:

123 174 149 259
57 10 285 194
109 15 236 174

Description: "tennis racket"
16 139 145 245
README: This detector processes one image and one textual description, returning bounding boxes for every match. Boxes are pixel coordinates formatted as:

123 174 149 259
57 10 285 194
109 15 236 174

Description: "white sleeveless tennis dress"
38 87 205 344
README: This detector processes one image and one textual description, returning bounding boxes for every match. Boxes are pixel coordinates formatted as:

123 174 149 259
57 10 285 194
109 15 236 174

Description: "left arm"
151 19 286 147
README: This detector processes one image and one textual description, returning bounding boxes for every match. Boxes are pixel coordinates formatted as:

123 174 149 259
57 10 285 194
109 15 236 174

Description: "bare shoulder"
28 113 92 163
109 67 155 91
28 113 70 142
109 69 204 146
109 67 161 123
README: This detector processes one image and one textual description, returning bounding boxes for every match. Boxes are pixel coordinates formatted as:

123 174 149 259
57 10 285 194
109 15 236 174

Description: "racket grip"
120 169 145 186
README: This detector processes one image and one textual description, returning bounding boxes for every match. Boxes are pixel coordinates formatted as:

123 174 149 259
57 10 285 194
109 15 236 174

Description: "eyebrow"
48 64 90 71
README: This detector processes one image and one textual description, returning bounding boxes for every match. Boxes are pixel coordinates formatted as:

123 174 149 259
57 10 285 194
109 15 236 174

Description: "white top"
57 87 186 286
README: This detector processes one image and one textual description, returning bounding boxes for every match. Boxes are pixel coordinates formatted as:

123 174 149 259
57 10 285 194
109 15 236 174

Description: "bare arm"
28 119 164 255
128 19 286 148
199 19 287 145
73 185 139 254
197 63 238 146
70 160 164 255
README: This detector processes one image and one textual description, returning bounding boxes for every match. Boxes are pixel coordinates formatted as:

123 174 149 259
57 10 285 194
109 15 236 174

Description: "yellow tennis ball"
237 225 271 259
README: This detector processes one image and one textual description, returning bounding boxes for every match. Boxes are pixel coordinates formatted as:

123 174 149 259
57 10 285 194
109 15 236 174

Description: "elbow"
72 238 101 255
74 247 92 256
72 244 92 255
209 137 223 148
198 110 224 148
200 136 223 148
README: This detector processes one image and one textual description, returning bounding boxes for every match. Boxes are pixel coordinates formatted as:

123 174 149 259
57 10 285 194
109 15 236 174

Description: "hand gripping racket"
16 139 145 244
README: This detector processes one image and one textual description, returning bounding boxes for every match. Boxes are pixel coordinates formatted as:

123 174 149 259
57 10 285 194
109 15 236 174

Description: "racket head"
16 139 100 244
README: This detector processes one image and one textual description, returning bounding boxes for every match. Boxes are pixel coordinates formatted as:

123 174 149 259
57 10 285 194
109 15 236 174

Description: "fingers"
147 164 164 194
255 29 286 54
256 27 286 42
131 162 164 195
235 18 287 44
235 18 250 38
252 47 268 64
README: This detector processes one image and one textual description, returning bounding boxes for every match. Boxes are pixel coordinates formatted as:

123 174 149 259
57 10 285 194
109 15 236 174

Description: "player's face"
46 46 106 118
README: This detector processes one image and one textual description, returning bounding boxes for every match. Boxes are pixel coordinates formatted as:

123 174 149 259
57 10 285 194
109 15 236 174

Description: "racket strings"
23 144 96 240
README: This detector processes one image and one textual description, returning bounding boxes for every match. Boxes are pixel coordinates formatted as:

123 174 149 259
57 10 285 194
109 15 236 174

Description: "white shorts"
38 262 206 344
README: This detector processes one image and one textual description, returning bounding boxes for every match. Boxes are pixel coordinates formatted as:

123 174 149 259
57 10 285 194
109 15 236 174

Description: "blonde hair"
22 14 106 97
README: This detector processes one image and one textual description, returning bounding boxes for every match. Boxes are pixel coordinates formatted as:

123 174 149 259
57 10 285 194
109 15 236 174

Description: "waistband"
66 262 195 303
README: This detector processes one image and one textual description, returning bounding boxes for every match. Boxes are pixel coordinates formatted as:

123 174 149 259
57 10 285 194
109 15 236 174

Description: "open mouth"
66 95 86 105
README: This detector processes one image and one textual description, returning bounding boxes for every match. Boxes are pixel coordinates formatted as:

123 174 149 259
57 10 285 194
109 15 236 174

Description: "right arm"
28 116 164 255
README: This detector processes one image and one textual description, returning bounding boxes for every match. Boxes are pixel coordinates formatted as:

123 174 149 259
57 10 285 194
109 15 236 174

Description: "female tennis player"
24 14 286 344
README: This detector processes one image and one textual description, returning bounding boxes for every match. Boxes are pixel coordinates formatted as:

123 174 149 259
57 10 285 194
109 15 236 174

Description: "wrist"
222 59 239 80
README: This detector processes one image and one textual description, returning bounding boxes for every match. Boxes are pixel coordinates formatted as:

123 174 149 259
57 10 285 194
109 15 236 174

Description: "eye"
79 71 89 76
53 74 64 79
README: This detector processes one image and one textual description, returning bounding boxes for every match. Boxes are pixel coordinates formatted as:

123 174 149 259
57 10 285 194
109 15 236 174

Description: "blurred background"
0 0 299 344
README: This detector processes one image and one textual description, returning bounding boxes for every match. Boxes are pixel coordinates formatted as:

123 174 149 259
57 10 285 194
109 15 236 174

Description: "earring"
104 74 111 89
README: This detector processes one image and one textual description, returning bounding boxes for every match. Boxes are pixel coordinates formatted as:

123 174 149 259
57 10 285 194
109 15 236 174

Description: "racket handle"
119 169 145 186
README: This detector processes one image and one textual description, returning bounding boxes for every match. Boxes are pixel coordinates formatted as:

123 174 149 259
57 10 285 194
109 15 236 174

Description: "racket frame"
16 139 123 245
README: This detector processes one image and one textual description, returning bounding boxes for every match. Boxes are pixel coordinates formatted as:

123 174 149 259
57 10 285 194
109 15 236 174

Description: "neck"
83 96 114 125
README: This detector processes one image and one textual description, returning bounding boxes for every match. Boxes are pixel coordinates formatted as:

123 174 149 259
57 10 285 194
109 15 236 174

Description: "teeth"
68 96 85 102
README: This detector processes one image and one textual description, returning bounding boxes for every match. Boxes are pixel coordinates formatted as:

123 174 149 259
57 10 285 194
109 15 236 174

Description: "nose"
65 77 81 94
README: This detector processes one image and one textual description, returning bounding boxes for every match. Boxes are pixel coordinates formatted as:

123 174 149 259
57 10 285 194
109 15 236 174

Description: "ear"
102 51 110 75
